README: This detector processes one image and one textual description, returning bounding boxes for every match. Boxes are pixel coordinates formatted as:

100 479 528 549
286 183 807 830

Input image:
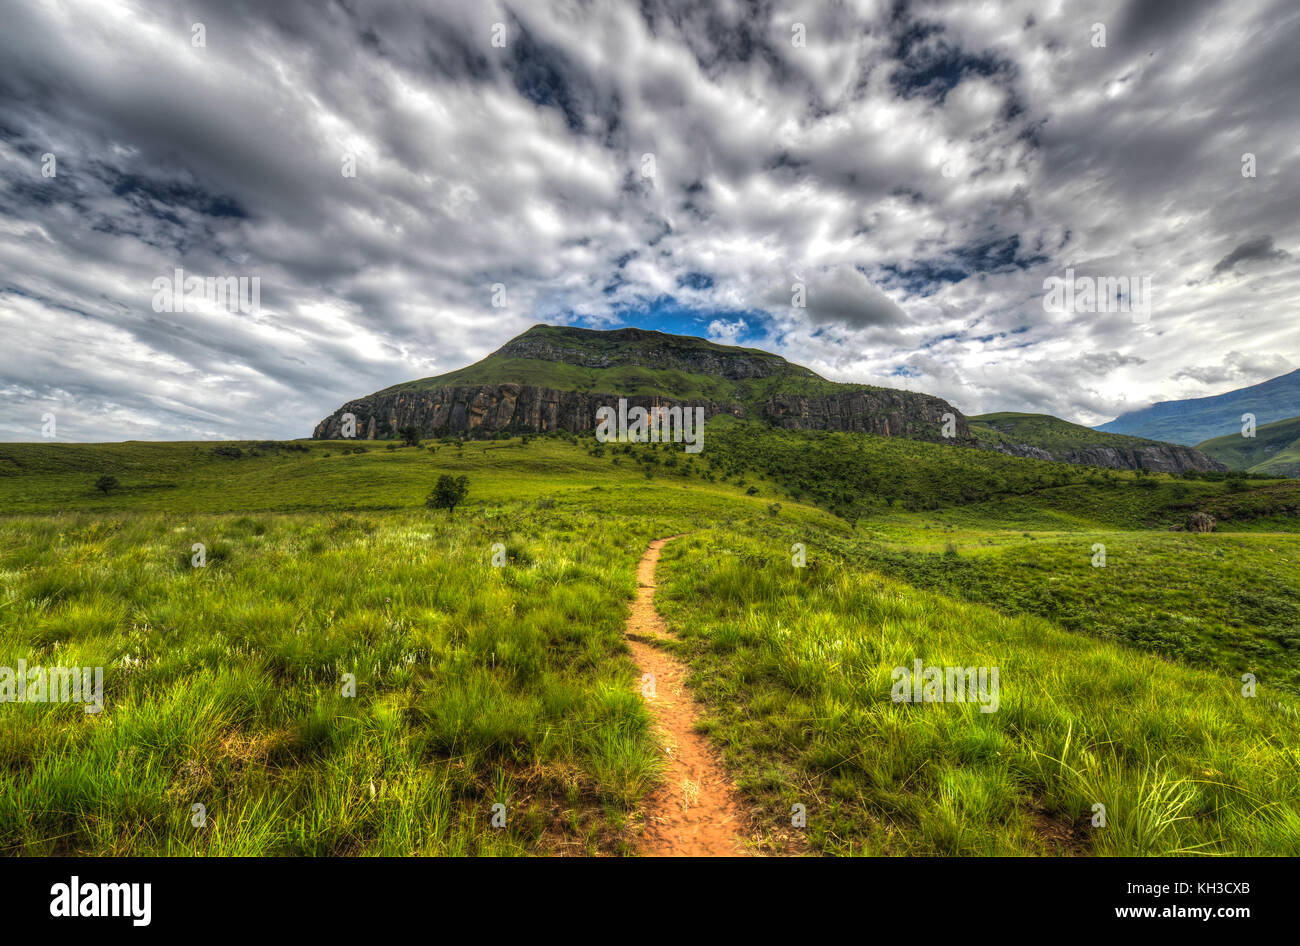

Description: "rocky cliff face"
312 382 964 441
989 441 1226 473
760 390 969 439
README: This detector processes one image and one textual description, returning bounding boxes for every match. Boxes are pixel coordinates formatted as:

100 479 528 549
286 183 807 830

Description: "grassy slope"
657 528 1300 855
1 434 1298 854
968 411 1169 453
1197 415 1300 475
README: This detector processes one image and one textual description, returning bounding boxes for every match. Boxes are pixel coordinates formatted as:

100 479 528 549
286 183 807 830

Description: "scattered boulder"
1186 512 1217 533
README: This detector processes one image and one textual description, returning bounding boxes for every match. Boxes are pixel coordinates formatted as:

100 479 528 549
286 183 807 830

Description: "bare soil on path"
626 536 749 857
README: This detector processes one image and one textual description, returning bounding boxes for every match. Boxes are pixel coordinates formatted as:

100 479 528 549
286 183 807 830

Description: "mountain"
313 324 1227 473
969 412 1225 474
1197 415 1300 476
1095 369 1300 445
313 324 968 441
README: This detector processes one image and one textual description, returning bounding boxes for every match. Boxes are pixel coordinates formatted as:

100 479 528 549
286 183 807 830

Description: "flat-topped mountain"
312 324 968 441
311 324 1226 473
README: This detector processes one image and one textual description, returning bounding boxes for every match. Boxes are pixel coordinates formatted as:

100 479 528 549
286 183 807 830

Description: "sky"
1 0 1297 441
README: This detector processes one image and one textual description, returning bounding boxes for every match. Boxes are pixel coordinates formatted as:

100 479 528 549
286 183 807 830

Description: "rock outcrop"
312 384 720 439
760 391 968 439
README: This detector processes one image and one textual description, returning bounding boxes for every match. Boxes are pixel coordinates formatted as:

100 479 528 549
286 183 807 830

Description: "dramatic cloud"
1211 236 1290 277
1 0 1297 440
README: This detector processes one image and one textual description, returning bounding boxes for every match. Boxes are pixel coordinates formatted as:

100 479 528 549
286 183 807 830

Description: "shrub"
426 475 469 515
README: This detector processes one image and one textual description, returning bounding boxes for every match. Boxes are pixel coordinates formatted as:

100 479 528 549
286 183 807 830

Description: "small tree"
426 474 469 515
94 475 119 495
398 425 421 447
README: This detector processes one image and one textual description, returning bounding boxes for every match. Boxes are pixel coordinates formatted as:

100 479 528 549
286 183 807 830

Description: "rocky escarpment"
760 390 969 439
312 382 965 441
988 441 1226 473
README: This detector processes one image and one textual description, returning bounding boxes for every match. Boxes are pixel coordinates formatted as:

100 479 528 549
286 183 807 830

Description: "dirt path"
626 536 748 857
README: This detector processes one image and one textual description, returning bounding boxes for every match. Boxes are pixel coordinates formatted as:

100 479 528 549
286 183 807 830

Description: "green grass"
2 432 1298 855
655 527 1300 855
696 421 1300 527
836 526 1300 693
0 507 674 854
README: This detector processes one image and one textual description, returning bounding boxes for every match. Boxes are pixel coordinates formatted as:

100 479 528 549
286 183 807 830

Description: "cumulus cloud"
0 0 1297 439
1171 350 1295 387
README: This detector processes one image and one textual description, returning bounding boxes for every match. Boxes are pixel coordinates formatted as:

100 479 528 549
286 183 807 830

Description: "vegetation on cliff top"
367 324 903 409
969 412 1185 454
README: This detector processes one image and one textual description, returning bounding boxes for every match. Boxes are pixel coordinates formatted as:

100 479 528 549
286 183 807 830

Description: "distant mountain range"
314 324 1225 473
1096 369 1300 446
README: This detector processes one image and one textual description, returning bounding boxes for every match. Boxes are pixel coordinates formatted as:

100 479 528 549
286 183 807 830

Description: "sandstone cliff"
311 382 965 441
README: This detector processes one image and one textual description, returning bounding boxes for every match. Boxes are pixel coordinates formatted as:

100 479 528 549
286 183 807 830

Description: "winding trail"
627 536 748 857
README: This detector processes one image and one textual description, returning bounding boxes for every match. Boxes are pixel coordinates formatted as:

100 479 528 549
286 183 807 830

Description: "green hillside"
1197 415 1300 476
968 412 1166 453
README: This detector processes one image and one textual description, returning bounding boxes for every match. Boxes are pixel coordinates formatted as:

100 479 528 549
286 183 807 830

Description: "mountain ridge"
1096 369 1300 445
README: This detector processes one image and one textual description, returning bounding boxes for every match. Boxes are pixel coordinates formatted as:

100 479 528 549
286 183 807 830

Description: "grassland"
1197 415 1300 476
656 527 1300 855
1 431 1298 855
